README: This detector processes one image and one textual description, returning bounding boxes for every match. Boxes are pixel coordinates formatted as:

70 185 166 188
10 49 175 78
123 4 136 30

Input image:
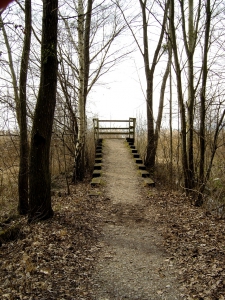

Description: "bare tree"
169 0 225 205
18 0 31 215
58 0 127 180
0 0 31 215
117 0 170 172
28 0 58 222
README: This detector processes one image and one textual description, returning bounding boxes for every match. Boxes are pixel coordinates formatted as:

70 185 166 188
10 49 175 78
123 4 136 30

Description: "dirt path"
92 139 184 300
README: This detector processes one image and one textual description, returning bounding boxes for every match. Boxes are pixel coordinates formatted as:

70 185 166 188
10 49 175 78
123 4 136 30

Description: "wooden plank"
99 127 130 130
135 159 143 164
95 158 102 163
138 164 146 170
94 163 102 170
88 190 100 196
140 170 150 178
98 120 130 122
91 178 101 186
93 170 101 177
98 131 132 135
144 178 155 187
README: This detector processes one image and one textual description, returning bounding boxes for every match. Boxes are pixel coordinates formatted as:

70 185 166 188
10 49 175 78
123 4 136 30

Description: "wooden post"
93 118 98 141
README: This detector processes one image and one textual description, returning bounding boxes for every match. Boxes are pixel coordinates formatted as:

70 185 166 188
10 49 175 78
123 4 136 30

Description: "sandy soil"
92 139 185 300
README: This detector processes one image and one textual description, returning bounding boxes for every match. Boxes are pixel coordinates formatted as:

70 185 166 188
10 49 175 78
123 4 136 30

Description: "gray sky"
87 55 147 121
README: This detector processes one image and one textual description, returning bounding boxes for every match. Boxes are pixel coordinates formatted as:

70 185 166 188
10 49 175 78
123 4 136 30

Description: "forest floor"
0 139 225 299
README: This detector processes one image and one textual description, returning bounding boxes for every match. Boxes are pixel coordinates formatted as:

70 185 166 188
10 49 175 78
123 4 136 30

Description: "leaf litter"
0 180 225 299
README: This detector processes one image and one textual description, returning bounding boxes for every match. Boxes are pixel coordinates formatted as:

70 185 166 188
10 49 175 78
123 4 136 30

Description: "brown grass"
135 126 225 215
0 129 96 219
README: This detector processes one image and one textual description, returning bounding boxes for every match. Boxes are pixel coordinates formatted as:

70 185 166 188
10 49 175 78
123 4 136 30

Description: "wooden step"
91 178 101 186
138 164 146 170
94 163 102 170
131 149 138 153
88 190 100 196
135 158 143 164
133 153 140 158
95 158 102 163
144 178 155 187
130 145 135 149
93 170 101 178
126 138 134 143
96 146 102 151
95 153 102 158
140 170 150 178
96 149 102 153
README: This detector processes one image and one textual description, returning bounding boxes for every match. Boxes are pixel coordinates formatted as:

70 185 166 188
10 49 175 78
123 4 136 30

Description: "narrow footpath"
92 139 184 300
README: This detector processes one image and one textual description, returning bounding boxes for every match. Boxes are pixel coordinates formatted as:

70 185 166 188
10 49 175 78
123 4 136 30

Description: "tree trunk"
139 0 169 173
170 0 190 191
0 15 20 123
28 0 58 222
18 0 31 215
76 0 92 181
155 47 171 151
196 0 211 206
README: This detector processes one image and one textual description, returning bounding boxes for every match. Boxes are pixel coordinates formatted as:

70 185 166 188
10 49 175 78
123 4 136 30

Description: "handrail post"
97 118 99 140
133 118 136 141
93 118 99 141
129 117 136 141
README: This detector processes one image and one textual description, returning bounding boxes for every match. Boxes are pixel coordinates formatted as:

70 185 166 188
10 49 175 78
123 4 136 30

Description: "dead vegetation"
0 177 225 299
0 181 104 299
146 189 225 299
0 131 225 299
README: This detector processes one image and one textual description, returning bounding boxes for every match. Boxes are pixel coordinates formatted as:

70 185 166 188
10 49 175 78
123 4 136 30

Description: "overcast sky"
87 54 147 122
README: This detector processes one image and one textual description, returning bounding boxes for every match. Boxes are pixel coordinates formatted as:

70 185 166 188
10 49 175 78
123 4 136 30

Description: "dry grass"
1 125 225 219
0 129 96 219
0 134 19 219
135 126 225 215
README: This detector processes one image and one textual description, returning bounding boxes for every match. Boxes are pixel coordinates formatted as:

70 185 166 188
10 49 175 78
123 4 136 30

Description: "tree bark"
196 0 211 206
28 0 58 222
18 0 32 215
76 0 93 180
169 0 190 191
155 46 171 151
180 0 201 190
139 0 169 173
0 15 20 123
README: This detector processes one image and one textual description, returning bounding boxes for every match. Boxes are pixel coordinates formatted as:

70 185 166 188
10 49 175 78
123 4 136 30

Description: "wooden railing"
93 118 136 141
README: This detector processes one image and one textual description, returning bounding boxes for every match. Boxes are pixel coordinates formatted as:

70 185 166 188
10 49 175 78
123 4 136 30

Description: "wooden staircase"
91 138 155 187
91 139 103 186
126 138 155 187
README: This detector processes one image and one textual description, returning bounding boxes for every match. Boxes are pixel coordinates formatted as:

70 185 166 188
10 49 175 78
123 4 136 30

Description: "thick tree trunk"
28 0 58 222
18 0 31 215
